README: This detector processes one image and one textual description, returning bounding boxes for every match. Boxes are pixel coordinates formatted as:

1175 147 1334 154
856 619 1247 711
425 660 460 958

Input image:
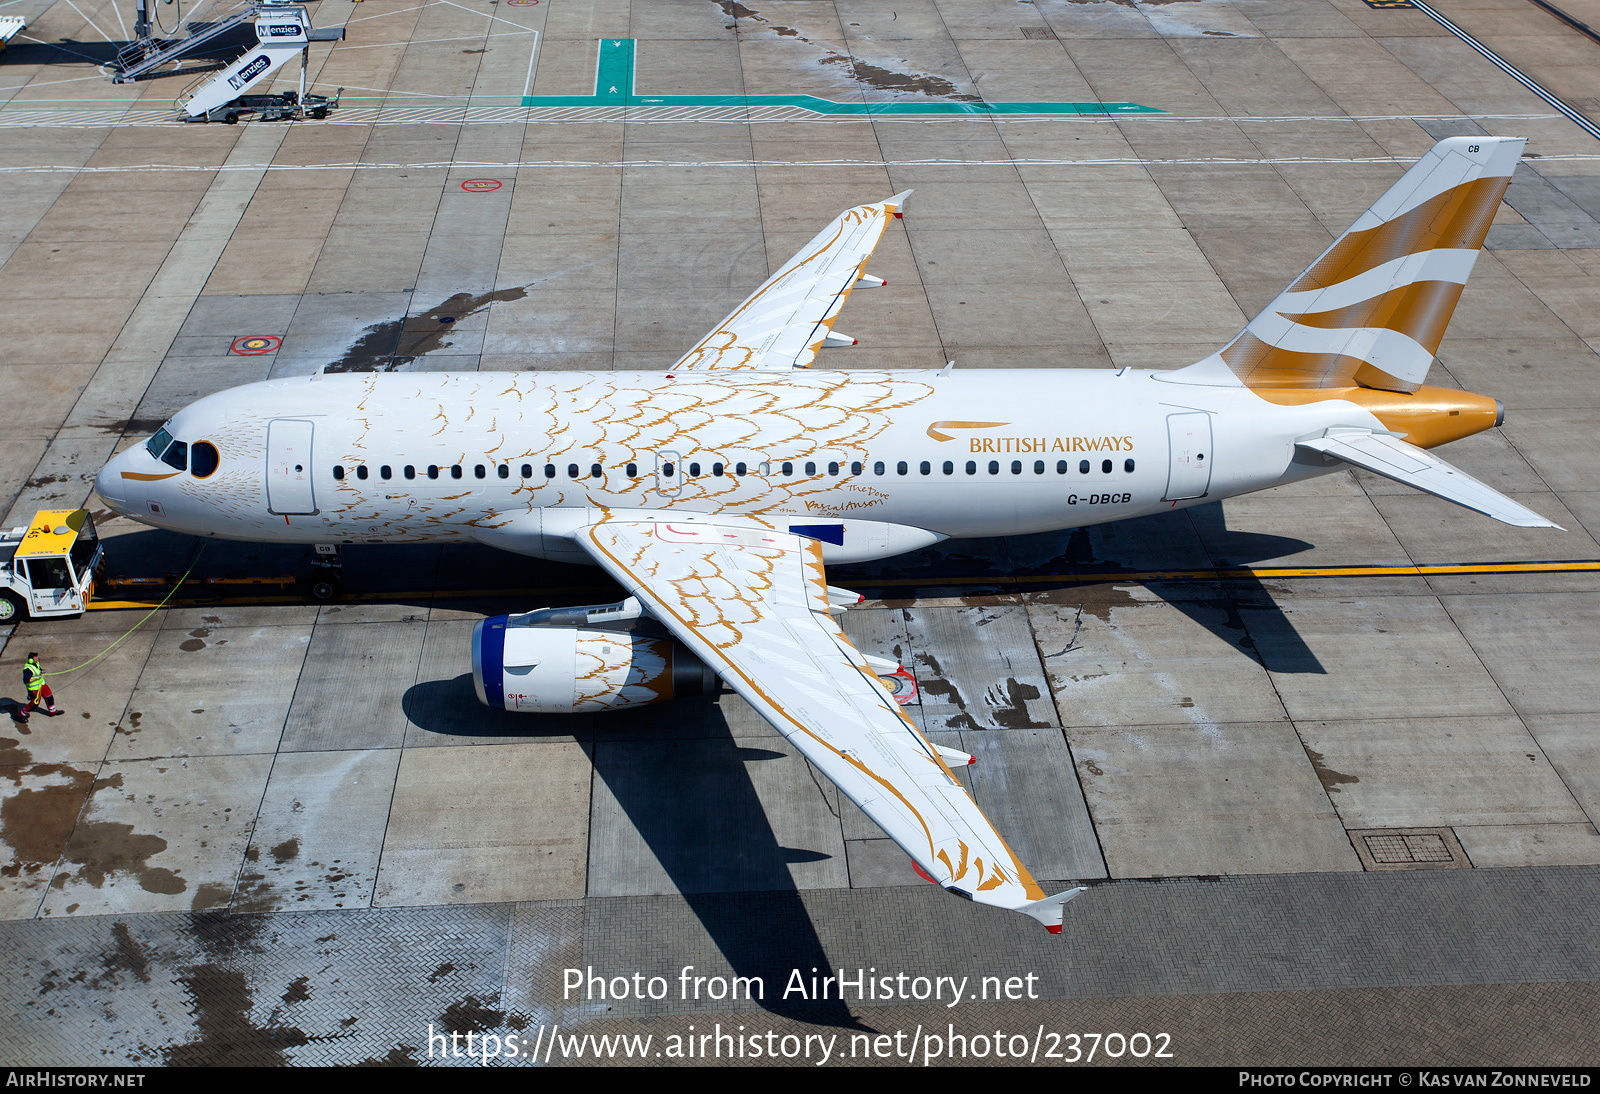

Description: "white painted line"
58 0 114 44
522 31 540 98
7 154 1600 174
436 0 537 33
344 1 435 25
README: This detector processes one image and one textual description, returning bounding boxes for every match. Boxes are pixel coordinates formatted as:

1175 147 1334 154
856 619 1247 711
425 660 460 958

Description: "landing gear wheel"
0 592 24 624
311 579 340 602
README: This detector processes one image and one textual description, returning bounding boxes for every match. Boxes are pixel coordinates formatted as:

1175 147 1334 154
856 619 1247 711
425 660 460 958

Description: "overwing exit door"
267 419 317 514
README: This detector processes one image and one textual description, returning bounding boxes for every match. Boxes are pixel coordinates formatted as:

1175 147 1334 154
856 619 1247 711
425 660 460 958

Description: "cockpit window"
145 427 173 460
161 440 188 472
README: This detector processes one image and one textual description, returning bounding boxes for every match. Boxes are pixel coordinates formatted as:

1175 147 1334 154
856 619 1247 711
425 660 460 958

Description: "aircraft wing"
576 519 1084 932
669 192 910 372
1297 428 1561 529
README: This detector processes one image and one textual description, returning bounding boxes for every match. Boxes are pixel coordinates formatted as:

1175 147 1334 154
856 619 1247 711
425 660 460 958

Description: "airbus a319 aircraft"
95 136 1554 932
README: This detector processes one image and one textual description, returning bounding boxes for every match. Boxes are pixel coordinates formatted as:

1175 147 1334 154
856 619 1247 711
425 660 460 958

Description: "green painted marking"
522 39 1163 116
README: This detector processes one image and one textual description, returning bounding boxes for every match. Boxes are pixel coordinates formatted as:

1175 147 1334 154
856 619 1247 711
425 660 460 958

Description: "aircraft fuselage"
94 367 1490 562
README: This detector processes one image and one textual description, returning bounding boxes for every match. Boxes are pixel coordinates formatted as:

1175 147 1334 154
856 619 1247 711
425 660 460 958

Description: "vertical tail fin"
1216 136 1524 392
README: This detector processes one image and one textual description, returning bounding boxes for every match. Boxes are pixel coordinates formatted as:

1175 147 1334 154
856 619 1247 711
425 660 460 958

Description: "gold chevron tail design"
1216 136 1524 393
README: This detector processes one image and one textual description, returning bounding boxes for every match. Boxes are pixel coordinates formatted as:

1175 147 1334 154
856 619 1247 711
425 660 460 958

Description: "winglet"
1019 886 1087 934
886 189 913 218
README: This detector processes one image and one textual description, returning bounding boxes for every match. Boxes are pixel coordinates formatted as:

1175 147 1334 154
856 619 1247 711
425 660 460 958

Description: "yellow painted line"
87 585 614 611
81 561 1600 610
865 560 1600 588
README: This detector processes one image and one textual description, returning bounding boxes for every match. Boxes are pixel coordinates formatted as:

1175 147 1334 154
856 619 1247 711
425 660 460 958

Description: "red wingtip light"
966 756 976 766
1046 924 1062 935
893 212 903 219
912 862 939 885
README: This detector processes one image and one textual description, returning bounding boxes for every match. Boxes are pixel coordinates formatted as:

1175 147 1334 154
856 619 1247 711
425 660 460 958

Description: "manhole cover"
1348 827 1470 871
1021 26 1056 39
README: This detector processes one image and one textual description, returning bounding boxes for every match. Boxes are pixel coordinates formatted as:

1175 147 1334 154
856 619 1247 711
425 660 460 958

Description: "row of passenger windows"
332 458 1138 481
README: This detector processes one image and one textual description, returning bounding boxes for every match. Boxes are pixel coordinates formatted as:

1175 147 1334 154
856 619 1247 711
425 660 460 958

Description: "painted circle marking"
461 178 503 192
505 1 539 6
231 335 282 355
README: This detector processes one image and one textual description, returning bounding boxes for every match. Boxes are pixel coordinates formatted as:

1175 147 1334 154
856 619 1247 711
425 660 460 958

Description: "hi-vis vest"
23 661 42 692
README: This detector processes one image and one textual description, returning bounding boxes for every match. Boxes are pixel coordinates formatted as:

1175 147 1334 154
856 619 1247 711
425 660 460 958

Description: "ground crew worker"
20 652 59 720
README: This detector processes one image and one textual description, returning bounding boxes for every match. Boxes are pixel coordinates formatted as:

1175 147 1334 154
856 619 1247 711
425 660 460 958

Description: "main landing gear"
309 543 343 601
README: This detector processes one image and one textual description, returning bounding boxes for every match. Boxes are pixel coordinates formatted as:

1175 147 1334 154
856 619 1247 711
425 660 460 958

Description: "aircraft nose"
94 453 128 511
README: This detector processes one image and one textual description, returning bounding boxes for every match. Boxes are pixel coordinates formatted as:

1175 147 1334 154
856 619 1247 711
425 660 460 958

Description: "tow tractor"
0 510 105 623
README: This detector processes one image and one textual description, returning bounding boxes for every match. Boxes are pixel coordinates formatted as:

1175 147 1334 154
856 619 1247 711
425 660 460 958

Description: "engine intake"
472 608 717 713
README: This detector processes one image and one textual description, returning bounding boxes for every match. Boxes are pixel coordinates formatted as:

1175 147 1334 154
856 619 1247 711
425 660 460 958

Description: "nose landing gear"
310 543 343 601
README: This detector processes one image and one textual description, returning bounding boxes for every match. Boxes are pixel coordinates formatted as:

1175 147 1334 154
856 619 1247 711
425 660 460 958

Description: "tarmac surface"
2 0 1600 1067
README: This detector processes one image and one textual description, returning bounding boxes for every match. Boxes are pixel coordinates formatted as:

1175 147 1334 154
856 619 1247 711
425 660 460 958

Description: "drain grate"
1021 26 1057 39
1366 832 1452 863
1348 827 1470 871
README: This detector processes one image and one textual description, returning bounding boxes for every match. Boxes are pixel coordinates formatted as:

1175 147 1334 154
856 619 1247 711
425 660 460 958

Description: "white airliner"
94 136 1554 932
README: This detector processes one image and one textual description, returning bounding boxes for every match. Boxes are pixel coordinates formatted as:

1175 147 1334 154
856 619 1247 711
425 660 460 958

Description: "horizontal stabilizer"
1297 429 1561 529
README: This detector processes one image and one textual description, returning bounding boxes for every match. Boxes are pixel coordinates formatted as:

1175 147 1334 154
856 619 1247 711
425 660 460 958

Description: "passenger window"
663 463 675 477
498 465 509 479
919 461 931 475
1079 460 1090 474
333 465 344 481
1102 459 1112 474
161 440 187 472
736 462 747 476
544 464 555 478
475 465 486 479
1125 458 1136 473
828 462 839 476
590 464 602 478
804 461 816 476
191 441 219 478
713 463 725 477
782 462 793 476
690 462 701 477
759 462 771 476
1011 461 1022 475
357 465 369 480
896 461 908 476
988 461 999 475
404 465 415 479
428 465 439 480
942 461 953 475
381 466 392 480
522 464 533 479
966 461 976 475
874 461 885 476
568 464 580 479
1057 460 1068 474
452 465 463 479
1034 460 1045 475
850 461 862 476
627 463 639 477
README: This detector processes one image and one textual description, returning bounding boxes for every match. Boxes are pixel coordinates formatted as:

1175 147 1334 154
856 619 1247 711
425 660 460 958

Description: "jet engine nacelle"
472 614 717 713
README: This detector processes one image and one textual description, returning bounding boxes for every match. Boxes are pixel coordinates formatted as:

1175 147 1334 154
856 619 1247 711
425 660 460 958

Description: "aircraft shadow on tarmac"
402 676 869 1029
97 506 1325 682
2 29 256 71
